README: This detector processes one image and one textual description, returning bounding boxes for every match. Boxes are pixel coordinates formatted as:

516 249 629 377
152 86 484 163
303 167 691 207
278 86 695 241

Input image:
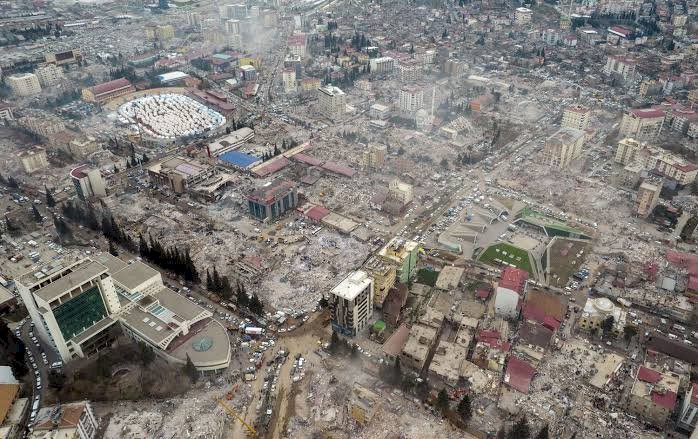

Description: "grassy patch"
478 243 534 275
416 268 440 287
547 238 591 287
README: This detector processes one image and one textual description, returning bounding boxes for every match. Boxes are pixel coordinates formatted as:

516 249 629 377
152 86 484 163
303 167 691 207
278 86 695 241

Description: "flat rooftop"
33 260 108 303
111 261 160 291
331 270 371 301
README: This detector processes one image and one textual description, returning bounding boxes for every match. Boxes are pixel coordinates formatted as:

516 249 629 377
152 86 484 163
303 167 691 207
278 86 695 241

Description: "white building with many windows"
329 270 374 336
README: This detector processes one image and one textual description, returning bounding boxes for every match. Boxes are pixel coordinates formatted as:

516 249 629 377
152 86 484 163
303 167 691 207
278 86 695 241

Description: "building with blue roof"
219 150 260 170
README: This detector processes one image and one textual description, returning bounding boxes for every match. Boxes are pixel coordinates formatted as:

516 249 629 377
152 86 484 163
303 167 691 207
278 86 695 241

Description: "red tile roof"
499 267 529 294
291 153 323 167
651 389 677 410
253 156 290 177
666 250 698 275
321 161 356 178
692 383 698 405
505 356 536 394
90 78 132 96
637 366 662 384
629 108 665 119
306 205 330 222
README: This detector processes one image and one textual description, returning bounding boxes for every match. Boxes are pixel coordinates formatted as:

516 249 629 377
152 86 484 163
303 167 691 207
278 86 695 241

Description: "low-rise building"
494 267 529 319
81 78 135 103
388 180 413 206
206 127 255 156
147 156 218 194
428 340 468 387
369 103 390 120
31 401 98 439
401 323 438 371
329 270 374 336
628 365 680 426
0 101 13 122
246 179 298 222
19 147 49 174
579 297 626 335
348 383 380 426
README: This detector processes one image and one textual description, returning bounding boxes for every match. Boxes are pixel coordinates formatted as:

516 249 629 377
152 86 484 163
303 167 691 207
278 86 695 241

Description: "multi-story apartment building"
287 33 307 58
398 86 424 114
17 115 65 139
225 19 240 35
317 85 346 120
70 165 107 200
34 64 64 87
377 238 419 284
45 49 82 66
0 101 13 121
282 68 296 93
561 105 591 131
615 137 642 165
361 256 395 308
398 59 422 82
329 270 374 336
679 383 698 432
604 55 638 81
515 7 533 25
656 154 698 186
362 143 387 170
348 383 380 425
6 73 41 96
19 147 48 174
542 128 585 169
619 107 665 140
246 179 298 221
369 57 396 74
636 180 661 217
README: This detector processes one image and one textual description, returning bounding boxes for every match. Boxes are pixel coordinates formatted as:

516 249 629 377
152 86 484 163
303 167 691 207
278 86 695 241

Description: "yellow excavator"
215 398 258 437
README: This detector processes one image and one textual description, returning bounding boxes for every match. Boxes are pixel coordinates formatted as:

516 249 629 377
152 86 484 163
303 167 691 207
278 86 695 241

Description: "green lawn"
478 243 534 276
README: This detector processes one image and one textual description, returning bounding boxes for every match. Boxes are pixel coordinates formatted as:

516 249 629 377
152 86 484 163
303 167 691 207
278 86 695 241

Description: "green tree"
457 394 472 423
48 370 67 390
623 324 638 346
108 240 119 256
508 415 530 439
436 388 450 414
184 354 198 383
139 341 155 366
535 425 549 439
601 316 615 339
45 186 56 208
32 204 42 222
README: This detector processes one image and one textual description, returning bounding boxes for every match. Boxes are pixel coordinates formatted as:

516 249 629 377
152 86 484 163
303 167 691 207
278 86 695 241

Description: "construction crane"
215 398 258 437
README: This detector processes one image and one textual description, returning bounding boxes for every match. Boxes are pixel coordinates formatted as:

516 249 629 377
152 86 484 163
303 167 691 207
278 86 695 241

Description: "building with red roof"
504 356 536 394
246 180 298 222
494 267 529 319
619 106 665 140
81 78 134 103
628 365 680 426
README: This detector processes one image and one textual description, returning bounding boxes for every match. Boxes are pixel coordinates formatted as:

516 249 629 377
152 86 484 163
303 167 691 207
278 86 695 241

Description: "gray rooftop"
154 287 208 322
93 253 128 275
111 261 160 291
33 260 107 303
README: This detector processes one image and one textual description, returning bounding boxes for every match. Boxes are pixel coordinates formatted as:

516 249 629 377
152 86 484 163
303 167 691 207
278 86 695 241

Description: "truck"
245 327 263 335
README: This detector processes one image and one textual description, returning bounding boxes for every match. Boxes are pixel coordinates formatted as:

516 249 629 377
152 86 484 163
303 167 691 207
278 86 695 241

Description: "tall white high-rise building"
329 271 374 336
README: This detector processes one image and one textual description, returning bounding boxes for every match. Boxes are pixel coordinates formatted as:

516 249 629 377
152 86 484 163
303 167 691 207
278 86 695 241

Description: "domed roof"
593 297 614 313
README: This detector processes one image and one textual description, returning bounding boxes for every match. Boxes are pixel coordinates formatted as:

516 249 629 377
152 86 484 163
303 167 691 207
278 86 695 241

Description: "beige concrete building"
19 147 48 174
362 143 387 169
71 165 107 200
388 180 413 205
282 68 296 93
17 115 65 139
604 55 637 81
348 383 380 426
398 59 422 82
5 73 41 96
636 180 661 217
401 323 439 371
543 128 585 169
361 256 396 308
655 154 698 186
515 7 533 25
628 365 680 426
68 136 100 158
145 24 175 40
0 101 13 122
369 57 395 74
34 64 64 87
615 137 642 165
561 105 591 131
619 108 665 140
329 271 374 336
579 297 626 335
31 401 98 439
317 85 346 120
398 86 424 114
